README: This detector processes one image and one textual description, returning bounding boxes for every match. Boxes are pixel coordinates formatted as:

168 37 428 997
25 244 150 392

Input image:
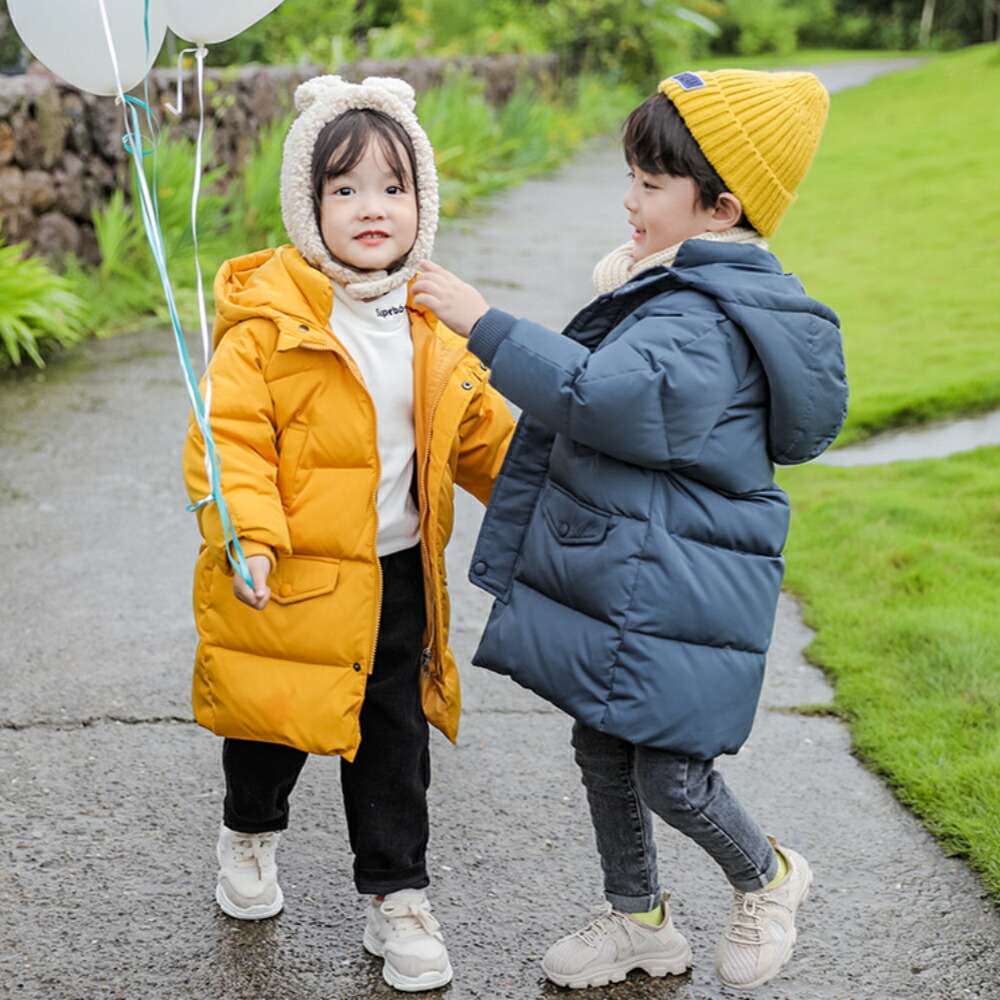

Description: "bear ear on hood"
294 74 345 112
361 76 416 112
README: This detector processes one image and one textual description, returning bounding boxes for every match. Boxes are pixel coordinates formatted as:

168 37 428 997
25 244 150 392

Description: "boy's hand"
412 260 488 337
233 554 272 611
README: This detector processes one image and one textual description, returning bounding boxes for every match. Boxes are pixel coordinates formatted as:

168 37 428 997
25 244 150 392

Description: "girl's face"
319 136 418 272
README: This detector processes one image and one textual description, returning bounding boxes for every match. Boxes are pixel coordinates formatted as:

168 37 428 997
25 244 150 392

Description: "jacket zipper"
417 346 466 678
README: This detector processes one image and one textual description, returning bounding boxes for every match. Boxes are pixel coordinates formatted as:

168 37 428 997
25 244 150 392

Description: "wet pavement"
2 60 1000 1000
814 409 1000 466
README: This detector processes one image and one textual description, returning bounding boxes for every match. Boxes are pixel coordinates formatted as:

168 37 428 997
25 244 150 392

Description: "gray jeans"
572 721 778 911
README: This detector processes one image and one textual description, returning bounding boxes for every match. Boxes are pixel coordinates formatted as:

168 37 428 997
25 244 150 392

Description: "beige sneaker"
215 824 283 920
363 889 453 992
715 842 813 989
541 892 692 989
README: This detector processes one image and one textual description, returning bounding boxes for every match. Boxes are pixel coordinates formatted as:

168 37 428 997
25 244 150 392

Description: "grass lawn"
763 47 1000 903
771 45 1000 444
778 448 1000 900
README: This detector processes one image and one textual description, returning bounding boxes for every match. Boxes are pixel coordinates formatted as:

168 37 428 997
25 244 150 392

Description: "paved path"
2 60 999 1000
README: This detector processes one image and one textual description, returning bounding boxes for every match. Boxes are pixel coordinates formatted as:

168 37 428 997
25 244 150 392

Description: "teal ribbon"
119 90 253 589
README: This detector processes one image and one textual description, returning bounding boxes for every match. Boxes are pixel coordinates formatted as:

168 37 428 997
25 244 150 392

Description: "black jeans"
222 544 431 896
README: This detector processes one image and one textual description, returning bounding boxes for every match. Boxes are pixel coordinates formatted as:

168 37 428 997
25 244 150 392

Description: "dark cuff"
468 308 517 366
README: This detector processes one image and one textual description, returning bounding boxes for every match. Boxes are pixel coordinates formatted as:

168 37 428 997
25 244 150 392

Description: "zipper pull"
420 648 433 676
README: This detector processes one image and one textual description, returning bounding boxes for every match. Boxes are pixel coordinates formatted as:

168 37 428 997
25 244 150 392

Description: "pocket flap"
270 555 340 604
541 485 610 545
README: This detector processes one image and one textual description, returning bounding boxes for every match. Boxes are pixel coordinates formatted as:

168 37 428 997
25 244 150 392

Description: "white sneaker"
215 824 284 920
363 889 453 992
715 841 813 989
541 892 692 989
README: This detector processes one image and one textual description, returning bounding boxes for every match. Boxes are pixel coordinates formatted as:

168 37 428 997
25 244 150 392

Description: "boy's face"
623 164 719 261
320 137 418 272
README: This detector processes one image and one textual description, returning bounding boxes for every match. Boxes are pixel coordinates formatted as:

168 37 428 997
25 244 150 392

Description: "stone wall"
0 53 556 263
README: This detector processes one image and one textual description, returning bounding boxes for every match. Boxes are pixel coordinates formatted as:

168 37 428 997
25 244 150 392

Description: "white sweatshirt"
331 283 420 556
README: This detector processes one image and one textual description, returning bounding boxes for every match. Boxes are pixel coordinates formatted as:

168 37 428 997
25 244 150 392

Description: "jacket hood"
279 75 439 300
650 239 847 465
211 246 332 349
211 245 442 353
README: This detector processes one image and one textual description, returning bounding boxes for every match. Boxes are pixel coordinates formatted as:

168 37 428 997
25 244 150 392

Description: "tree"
918 0 937 48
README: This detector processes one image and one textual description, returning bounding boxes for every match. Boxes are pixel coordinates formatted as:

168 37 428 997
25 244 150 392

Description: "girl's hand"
412 260 488 337
233 554 272 611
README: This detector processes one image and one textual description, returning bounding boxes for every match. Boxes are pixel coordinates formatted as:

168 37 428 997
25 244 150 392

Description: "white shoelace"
575 904 634 947
726 890 783 945
380 897 442 939
229 832 277 878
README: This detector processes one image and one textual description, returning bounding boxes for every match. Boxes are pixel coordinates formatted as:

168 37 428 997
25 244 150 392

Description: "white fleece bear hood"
280 75 439 300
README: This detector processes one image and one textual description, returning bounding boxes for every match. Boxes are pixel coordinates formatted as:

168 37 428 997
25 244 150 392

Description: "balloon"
8 0 167 97
167 0 285 45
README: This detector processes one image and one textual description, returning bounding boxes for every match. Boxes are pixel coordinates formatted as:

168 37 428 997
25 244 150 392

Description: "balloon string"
95 0 126 102
191 46 212 382
96 0 252 589
164 46 197 116
165 44 216 458
185 43 218 530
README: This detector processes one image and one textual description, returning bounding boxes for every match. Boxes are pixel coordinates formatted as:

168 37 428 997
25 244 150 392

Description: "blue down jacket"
466 239 847 759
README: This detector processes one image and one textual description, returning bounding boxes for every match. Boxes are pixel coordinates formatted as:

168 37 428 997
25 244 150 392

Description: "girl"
183 75 513 993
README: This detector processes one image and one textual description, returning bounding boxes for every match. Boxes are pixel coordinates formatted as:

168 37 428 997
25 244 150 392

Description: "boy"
413 69 847 990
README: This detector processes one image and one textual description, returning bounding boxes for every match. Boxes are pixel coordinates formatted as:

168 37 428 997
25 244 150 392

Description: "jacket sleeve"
182 320 291 568
452 366 516 506
469 308 739 470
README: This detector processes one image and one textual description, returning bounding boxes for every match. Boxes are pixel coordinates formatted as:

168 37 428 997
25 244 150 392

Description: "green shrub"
69 126 235 337
230 115 290 251
710 0 834 57
378 0 546 57
537 0 717 85
0 238 89 371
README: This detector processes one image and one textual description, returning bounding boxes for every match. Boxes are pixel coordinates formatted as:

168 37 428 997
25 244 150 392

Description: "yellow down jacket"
183 246 514 759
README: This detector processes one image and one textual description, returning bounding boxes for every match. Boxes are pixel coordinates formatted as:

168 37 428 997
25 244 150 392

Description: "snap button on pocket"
299 324 309 333
541 484 611 545
270 555 340 604
352 662 362 672
461 381 473 390
473 561 487 575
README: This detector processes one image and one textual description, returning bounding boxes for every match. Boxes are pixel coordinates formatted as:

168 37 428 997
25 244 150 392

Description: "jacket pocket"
540 484 610 545
269 554 340 605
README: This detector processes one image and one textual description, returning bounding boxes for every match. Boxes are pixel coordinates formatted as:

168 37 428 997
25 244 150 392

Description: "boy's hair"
623 92 732 214
310 108 419 226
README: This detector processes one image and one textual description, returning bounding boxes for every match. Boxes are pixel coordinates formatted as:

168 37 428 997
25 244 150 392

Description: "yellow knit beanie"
658 69 829 237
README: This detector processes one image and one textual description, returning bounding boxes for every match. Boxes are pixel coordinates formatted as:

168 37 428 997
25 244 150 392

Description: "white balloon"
8 0 167 97
167 0 285 45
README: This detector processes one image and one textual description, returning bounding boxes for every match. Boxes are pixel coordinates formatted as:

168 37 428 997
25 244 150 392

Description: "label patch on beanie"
670 72 706 91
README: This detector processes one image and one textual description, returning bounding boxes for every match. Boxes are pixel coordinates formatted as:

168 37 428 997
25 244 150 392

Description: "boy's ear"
706 192 743 231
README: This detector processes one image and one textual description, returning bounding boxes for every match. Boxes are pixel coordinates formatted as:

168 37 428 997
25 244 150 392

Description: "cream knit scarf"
592 227 768 296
